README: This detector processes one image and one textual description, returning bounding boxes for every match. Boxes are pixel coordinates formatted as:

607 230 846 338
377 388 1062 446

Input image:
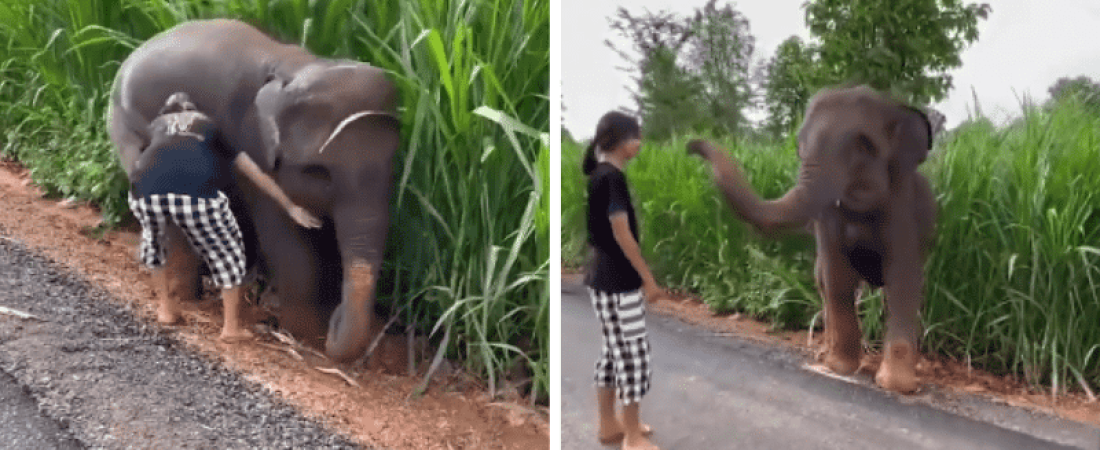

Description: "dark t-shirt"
586 162 642 293
130 111 237 198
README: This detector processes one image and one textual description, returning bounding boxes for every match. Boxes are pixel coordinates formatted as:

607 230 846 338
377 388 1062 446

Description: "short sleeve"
605 171 631 216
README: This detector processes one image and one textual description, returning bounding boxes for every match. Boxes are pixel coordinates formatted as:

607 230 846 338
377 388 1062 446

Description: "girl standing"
583 111 664 450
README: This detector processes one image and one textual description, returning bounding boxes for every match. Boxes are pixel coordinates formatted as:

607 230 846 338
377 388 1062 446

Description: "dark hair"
158 92 197 116
582 111 641 175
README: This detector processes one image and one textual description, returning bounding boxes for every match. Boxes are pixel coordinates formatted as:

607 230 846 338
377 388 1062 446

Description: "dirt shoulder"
562 272 1100 431
0 159 548 450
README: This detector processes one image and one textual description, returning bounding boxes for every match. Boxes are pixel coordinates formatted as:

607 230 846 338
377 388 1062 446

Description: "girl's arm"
610 211 666 302
232 152 323 229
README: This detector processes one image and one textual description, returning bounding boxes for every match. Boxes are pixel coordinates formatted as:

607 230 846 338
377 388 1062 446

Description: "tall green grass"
0 0 548 402
563 99 1099 395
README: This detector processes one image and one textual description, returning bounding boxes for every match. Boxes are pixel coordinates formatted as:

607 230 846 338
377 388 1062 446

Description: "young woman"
583 111 665 450
129 92 321 341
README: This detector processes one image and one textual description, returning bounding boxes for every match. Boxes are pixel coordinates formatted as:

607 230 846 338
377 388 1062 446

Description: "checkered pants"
128 191 245 288
589 287 651 405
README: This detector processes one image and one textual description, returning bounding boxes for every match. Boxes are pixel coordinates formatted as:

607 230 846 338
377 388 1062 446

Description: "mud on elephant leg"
816 229 863 375
875 261 924 393
325 260 375 362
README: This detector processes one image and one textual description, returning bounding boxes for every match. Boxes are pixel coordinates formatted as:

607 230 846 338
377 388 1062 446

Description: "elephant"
108 19 400 362
687 85 936 393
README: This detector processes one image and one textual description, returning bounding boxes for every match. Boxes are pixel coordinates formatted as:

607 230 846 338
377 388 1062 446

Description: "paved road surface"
0 369 82 449
561 277 1100 450
0 229 362 449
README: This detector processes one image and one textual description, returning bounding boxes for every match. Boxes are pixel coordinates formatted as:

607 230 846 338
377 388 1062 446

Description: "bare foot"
218 327 254 343
156 307 181 325
622 433 659 450
599 421 653 445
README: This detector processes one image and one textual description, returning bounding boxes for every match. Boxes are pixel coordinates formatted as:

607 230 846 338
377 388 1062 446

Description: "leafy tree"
608 0 756 139
1047 75 1100 114
760 36 818 138
803 0 991 105
635 46 710 140
683 1 756 136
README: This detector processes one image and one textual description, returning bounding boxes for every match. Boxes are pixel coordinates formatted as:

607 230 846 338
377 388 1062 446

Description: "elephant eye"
854 133 878 157
302 164 332 183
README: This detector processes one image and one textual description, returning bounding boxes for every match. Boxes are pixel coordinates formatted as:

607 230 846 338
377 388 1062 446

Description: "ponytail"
582 141 599 175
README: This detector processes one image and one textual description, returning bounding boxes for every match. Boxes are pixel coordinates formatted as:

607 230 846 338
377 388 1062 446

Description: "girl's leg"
130 193 178 323
171 193 250 341
591 288 654 446
218 285 253 342
616 337 656 449
597 386 622 443
151 267 180 323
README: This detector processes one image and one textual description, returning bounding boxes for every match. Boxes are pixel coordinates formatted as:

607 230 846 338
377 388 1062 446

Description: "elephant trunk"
325 199 390 362
687 139 838 235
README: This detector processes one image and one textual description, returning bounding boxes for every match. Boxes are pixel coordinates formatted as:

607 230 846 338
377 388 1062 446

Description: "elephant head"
254 62 400 361
688 85 933 234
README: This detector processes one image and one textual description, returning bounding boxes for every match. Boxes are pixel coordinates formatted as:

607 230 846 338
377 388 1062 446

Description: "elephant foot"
875 341 920 393
823 348 861 375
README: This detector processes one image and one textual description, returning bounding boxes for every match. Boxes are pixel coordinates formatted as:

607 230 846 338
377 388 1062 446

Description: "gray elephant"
688 85 936 393
108 19 400 362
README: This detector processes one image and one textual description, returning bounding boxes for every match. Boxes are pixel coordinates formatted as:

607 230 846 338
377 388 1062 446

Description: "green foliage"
635 47 709 141
562 99 1100 394
608 0 756 139
804 0 991 105
760 36 817 138
0 0 548 402
1046 75 1100 116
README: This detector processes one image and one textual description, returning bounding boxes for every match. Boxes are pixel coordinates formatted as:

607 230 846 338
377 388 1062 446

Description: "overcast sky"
561 0 1100 140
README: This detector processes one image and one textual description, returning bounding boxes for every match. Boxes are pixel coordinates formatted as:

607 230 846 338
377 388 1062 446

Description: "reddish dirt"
564 273 1100 430
0 159 548 450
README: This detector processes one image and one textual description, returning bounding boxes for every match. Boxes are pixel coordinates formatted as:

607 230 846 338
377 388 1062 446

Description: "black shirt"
586 162 642 293
130 111 236 198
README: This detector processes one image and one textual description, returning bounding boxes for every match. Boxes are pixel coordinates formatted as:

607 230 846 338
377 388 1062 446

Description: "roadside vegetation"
566 0 1098 397
0 0 548 403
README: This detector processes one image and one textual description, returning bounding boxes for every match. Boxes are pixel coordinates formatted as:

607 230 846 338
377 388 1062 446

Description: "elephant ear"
890 105 934 174
255 75 289 170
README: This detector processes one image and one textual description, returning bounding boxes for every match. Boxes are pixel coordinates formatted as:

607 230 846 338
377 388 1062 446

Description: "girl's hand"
288 205 323 229
643 280 667 304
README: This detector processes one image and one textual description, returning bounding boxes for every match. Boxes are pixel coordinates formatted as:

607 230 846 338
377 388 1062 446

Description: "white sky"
561 0 1100 139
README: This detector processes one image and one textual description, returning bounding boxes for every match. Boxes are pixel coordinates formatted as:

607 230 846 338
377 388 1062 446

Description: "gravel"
0 228 364 449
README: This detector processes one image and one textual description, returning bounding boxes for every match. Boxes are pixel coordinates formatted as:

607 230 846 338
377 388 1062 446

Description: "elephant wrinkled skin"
688 85 936 393
108 19 400 362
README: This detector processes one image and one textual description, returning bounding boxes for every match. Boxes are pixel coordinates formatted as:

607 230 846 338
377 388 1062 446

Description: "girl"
583 111 664 450
129 92 321 342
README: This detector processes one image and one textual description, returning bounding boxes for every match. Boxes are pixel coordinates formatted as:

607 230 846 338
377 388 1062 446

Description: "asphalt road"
0 229 362 449
0 369 82 449
561 277 1100 450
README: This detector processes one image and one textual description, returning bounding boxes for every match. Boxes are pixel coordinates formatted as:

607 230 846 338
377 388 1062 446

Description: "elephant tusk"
317 110 399 154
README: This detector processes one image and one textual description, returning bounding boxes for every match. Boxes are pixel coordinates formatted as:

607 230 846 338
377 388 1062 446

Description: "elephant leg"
816 223 862 375
875 231 924 393
250 196 330 345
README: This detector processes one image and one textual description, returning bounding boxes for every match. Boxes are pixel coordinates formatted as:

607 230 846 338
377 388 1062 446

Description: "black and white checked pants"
589 287 651 405
128 191 246 288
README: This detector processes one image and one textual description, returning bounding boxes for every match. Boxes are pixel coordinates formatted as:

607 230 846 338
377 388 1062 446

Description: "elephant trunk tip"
686 139 718 159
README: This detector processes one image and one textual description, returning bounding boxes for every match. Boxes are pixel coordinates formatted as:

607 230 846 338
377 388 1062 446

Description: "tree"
1047 75 1100 114
761 36 818 138
607 0 756 139
803 0 991 105
683 1 756 136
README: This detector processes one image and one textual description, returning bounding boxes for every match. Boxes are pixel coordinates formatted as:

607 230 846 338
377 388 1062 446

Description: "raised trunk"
687 139 839 235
